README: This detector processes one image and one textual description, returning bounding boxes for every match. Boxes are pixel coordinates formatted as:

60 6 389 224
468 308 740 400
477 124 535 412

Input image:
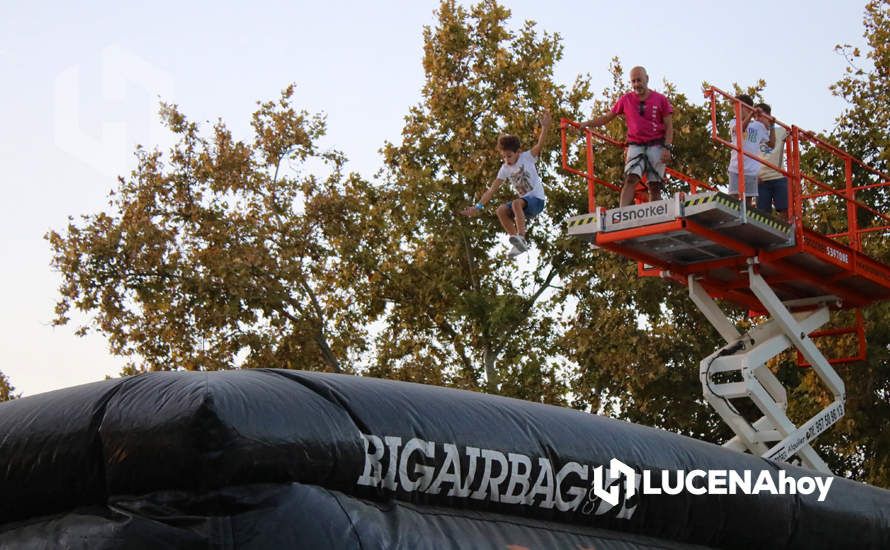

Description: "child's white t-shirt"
759 126 789 182
497 151 546 200
728 119 770 176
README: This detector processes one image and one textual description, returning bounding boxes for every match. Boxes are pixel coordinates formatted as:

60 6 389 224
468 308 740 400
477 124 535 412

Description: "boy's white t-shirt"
497 151 546 200
728 118 770 176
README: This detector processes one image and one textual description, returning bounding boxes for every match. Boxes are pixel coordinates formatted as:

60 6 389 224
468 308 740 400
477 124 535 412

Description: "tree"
367 0 758 443
0 371 15 402
47 85 385 374
368 1 734 442
812 0 890 486
366 0 591 399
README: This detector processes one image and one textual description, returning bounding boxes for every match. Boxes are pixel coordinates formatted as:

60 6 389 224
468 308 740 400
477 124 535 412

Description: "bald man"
579 66 674 207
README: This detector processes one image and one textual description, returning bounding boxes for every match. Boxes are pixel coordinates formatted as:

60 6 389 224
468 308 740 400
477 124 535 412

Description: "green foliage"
817 0 890 237
0 371 15 401
833 0 890 168
47 85 384 374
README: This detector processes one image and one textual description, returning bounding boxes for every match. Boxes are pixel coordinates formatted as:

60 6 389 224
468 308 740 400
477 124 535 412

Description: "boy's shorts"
625 143 666 181
728 171 759 197
505 196 546 219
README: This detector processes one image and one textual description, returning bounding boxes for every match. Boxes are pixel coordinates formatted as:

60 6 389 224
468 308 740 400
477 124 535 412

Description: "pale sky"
0 1 871 396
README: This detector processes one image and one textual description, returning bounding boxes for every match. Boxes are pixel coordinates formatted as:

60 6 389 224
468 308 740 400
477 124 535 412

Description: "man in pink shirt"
578 66 674 207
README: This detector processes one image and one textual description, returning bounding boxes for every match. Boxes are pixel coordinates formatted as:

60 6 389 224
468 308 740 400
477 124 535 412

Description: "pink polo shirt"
611 91 673 144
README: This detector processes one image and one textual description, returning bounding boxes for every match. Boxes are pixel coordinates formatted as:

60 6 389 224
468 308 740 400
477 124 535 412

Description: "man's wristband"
664 144 674 152
475 202 484 210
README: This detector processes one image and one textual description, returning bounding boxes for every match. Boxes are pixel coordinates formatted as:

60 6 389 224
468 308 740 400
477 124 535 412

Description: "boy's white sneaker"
509 234 529 252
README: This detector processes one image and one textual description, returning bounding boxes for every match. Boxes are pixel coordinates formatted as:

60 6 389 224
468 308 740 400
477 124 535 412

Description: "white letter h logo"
591 458 637 507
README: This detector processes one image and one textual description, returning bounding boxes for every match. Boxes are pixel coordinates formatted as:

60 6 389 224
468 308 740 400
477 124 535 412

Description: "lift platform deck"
566 190 890 313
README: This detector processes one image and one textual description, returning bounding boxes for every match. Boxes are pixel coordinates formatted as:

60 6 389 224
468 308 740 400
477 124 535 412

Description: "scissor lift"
561 86 890 473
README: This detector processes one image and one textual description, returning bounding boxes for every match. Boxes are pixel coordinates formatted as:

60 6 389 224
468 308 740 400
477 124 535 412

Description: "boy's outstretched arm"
459 179 504 217
530 110 552 158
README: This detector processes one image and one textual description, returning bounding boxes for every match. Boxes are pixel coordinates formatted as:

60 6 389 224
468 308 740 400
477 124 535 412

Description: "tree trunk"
315 331 343 373
483 346 499 393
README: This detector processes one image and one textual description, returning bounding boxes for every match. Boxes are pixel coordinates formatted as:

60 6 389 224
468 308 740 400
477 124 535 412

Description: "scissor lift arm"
690 261 845 473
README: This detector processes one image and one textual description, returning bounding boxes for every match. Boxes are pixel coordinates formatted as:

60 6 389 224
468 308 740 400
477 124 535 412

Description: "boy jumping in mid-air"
460 110 551 258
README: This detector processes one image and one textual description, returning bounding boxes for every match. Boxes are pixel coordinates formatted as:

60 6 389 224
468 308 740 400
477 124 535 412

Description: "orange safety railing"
559 119 715 214
559 119 623 212
703 85 890 257
704 88 794 209
797 309 867 367
796 128 890 251
561 85 890 252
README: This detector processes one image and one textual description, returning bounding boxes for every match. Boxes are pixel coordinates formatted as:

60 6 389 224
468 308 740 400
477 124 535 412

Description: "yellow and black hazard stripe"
684 193 790 233
746 210 790 232
566 215 597 228
684 193 738 210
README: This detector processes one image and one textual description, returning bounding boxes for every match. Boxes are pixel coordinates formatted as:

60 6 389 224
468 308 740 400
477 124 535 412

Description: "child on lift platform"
459 110 551 259
727 94 775 209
